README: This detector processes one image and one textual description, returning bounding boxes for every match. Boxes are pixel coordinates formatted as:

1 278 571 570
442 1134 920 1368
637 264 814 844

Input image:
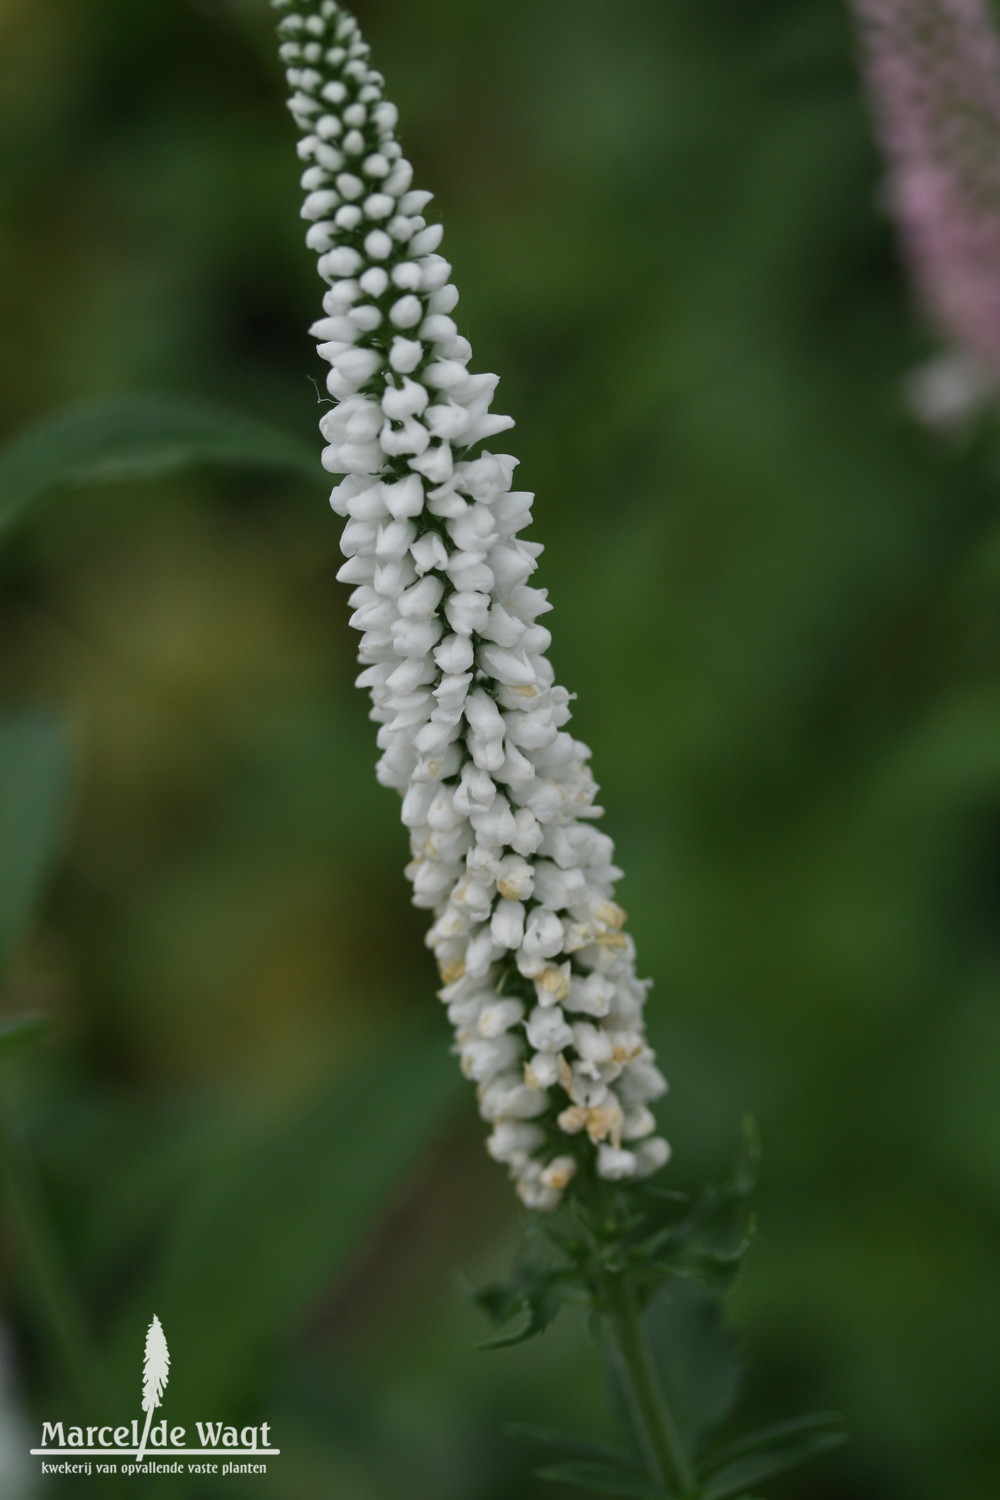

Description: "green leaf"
643 1279 743 1452
0 394 318 541
535 1460 664 1498
634 1118 758 1293
474 1269 566 1349
509 1421 643 1471
0 1014 49 1057
700 1412 846 1499
109 1029 461 1416
0 713 70 973
473 1219 578 1349
701 1411 844 1472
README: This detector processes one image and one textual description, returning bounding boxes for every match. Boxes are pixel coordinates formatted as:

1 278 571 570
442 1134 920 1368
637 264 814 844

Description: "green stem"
598 1265 696 1498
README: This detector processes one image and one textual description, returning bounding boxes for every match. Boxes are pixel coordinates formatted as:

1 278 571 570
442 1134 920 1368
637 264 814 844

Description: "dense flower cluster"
853 0 1000 411
275 0 668 1208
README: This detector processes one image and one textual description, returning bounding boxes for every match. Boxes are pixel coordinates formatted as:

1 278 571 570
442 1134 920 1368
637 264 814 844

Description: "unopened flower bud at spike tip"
275 0 668 1207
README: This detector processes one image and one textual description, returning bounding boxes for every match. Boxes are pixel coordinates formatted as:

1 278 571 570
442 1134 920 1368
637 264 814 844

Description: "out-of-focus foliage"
0 714 68 973
476 1130 845 1500
0 0 998 1497
0 394 315 541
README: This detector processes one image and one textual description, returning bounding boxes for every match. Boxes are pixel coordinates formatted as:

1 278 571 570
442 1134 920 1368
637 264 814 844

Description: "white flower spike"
275 0 669 1210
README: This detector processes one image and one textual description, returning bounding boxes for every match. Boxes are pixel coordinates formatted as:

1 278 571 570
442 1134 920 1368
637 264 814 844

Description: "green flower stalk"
274 0 668 1211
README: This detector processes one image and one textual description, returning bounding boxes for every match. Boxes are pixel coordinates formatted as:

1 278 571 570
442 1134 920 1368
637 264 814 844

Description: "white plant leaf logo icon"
136 1316 169 1464
29 1306 278 1464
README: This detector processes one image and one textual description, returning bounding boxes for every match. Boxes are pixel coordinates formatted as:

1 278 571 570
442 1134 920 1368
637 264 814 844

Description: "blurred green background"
1 0 999 1496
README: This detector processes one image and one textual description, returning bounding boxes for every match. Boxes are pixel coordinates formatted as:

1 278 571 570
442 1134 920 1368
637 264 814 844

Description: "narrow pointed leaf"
509 1421 643 1470
475 1293 560 1350
642 1279 743 1450
700 1414 846 1499
474 1258 569 1349
701 1412 845 1474
0 713 69 973
0 394 317 542
535 1460 665 1498
633 1118 758 1293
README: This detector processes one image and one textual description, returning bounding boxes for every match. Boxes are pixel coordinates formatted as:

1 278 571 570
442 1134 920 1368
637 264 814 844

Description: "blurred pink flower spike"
853 0 1000 424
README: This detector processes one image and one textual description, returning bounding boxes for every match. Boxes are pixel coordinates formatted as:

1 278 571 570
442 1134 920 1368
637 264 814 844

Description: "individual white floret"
597 1145 639 1180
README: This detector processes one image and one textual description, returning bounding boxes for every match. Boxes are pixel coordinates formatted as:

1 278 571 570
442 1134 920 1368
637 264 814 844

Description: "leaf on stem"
534 1459 666 1498
473 1206 590 1349
0 394 317 543
630 1117 759 1293
699 1411 846 1499
642 1278 743 1452
473 1265 568 1349
509 1420 644 1471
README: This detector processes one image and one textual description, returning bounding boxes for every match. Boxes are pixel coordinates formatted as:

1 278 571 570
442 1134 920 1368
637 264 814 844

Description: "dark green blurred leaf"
0 1013 49 1057
473 1210 585 1350
700 1412 846 1499
111 1030 461 1415
0 394 318 541
534 1459 664 1498
643 1279 743 1452
474 1265 567 1350
632 1119 758 1295
509 1421 642 1471
0 713 69 973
